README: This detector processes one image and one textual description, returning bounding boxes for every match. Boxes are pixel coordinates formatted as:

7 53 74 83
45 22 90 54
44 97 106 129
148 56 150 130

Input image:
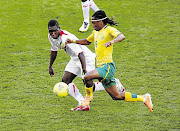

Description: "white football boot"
79 21 89 32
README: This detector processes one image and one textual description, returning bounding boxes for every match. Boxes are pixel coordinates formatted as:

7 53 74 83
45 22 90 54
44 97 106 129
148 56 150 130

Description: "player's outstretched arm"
65 38 91 45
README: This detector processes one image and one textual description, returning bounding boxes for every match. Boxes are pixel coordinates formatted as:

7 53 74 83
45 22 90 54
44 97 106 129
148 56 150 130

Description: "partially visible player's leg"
62 71 76 84
106 85 144 102
68 83 84 105
93 81 104 92
93 78 125 92
124 92 153 112
79 0 90 32
105 84 125 100
81 69 100 106
89 0 99 12
106 85 153 112
62 71 90 111
81 0 90 23
62 71 84 104
63 61 87 106
86 57 105 92
63 62 91 111
115 78 125 92
143 93 153 112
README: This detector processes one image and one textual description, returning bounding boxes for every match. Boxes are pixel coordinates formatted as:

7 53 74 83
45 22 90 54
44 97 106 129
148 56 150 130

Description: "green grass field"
1 0 179 130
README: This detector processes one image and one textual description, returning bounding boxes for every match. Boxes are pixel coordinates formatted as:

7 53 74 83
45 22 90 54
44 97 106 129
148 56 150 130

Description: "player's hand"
103 40 115 48
65 38 72 45
82 69 87 79
60 43 66 49
83 69 87 75
49 67 54 77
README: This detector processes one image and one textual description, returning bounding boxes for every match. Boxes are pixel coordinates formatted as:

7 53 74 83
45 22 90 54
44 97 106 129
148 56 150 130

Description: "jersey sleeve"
60 31 83 56
48 34 59 51
109 26 121 38
87 31 95 42
61 33 78 45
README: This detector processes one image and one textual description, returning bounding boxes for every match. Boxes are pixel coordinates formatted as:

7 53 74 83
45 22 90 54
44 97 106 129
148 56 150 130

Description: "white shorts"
64 58 95 77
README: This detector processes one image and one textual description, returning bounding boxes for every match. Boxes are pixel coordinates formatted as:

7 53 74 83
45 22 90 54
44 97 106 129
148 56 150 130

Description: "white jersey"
48 30 96 77
48 30 95 62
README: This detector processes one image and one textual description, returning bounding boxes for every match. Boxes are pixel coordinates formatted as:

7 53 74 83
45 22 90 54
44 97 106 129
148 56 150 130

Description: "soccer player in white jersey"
79 0 99 32
48 19 125 111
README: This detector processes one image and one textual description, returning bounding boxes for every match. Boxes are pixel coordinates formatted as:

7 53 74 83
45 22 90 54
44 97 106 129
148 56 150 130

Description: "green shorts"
96 62 116 89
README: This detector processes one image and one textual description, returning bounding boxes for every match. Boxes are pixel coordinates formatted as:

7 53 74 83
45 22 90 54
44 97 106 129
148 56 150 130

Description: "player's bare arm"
49 51 57 77
65 38 91 45
103 33 125 48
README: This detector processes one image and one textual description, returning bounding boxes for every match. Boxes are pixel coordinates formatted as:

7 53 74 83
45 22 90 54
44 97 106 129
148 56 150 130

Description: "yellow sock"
137 95 144 102
124 92 137 102
124 92 143 102
85 86 93 97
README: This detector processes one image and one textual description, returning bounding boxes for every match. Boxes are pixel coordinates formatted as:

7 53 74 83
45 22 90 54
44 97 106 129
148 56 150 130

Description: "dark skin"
48 27 87 85
66 17 126 100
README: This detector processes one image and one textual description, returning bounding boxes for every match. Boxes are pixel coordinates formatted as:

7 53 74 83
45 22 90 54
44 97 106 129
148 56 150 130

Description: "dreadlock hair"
48 19 59 28
92 10 118 26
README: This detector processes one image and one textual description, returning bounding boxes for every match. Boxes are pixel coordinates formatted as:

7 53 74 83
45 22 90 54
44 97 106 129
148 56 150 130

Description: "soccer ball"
53 82 69 97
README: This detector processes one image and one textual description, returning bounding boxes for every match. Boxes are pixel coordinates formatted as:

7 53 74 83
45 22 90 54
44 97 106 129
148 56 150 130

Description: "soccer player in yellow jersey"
66 10 153 112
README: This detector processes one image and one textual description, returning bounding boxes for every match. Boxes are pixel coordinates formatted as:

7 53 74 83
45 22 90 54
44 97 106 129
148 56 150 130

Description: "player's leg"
105 85 145 102
105 85 125 100
62 71 76 84
86 58 125 92
63 61 87 106
93 81 104 92
105 85 153 112
98 62 153 112
68 82 84 105
89 0 99 12
96 62 142 102
86 61 104 92
93 78 125 92
81 62 115 106
86 56 104 92
79 0 90 32
81 69 100 106
62 71 84 104
123 90 153 112
81 0 90 23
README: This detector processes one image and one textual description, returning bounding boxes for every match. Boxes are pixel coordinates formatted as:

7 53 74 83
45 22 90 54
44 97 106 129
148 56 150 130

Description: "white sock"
68 83 84 105
89 0 99 12
81 1 90 23
94 81 105 92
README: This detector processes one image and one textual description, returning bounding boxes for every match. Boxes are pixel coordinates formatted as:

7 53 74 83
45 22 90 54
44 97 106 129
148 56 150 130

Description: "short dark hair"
92 10 118 26
48 19 59 28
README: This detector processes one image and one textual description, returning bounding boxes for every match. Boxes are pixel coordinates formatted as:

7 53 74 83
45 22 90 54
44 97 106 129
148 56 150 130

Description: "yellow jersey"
87 25 121 67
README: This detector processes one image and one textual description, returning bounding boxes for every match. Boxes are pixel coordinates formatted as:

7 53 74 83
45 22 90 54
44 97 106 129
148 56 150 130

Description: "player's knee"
85 80 93 87
84 75 91 81
62 78 71 85
81 0 87 2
